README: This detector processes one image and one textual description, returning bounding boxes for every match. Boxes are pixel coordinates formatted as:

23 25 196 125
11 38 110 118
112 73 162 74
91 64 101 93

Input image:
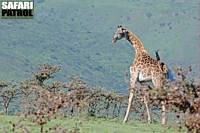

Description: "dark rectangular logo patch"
1 1 34 19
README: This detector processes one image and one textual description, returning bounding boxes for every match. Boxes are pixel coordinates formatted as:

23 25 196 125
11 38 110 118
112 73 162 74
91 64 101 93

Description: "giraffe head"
112 25 128 43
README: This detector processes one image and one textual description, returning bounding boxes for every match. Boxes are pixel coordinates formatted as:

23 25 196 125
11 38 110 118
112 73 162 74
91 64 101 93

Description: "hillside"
0 0 199 92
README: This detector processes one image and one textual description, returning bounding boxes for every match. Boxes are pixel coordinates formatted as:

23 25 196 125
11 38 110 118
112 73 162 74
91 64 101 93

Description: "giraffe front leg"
123 67 137 123
123 90 134 123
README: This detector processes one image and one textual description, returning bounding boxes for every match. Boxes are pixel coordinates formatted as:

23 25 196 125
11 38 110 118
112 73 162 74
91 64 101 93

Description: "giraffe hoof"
123 120 127 123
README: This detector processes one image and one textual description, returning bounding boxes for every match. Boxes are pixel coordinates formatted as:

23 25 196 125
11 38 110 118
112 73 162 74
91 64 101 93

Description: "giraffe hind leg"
152 78 167 125
140 83 151 124
143 94 151 124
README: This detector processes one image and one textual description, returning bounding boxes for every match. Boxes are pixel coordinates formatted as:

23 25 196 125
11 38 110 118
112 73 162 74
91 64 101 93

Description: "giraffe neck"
126 31 145 54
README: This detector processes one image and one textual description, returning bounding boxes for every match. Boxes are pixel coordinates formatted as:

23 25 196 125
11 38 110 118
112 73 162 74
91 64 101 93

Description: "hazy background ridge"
0 0 199 93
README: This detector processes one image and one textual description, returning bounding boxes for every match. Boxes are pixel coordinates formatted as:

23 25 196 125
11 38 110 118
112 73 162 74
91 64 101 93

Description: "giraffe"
112 25 168 125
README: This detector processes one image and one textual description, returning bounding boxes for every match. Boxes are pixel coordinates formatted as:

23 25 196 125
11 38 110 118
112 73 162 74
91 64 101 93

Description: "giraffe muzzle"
112 38 117 43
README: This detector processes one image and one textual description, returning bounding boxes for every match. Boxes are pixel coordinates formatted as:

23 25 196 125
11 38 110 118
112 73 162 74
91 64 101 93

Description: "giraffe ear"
118 25 122 28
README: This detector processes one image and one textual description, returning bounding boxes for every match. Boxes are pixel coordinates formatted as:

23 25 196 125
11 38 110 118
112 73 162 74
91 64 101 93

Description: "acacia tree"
0 81 18 115
143 66 200 132
19 64 67 132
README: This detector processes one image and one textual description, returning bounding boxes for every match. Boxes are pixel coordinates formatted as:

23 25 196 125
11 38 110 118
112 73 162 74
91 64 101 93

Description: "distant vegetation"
0 0 199 92
0 64 200 132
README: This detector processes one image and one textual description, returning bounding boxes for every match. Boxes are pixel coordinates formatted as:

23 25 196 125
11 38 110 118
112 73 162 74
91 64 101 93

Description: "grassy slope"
0 0 199 92
0 115 183 133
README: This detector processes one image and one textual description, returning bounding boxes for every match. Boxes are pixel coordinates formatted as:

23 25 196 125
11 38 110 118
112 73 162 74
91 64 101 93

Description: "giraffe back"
132 51 167 82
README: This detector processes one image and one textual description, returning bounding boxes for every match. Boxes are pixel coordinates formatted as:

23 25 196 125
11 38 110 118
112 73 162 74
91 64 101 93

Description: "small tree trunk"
40 125 43 133
4 106 8 115
12 123 16 132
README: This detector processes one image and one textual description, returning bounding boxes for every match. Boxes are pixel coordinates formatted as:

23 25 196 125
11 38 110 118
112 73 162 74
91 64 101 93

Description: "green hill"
0 0 199 92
